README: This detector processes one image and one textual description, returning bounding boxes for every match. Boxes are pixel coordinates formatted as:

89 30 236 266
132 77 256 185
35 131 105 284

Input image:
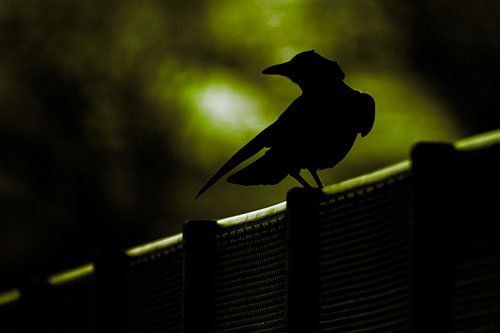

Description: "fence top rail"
322 160 411 197
11 129 498 294
216 161 413 228
217 201 287 228
48 262 94 286
455 128 500 150
126 233 183 257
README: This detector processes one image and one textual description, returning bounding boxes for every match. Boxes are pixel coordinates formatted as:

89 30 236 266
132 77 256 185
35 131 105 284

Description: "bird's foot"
309 169 324 188
291 172 312 188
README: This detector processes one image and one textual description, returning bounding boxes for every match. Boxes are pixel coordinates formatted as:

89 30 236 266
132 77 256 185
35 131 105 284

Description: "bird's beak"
262 62 292 76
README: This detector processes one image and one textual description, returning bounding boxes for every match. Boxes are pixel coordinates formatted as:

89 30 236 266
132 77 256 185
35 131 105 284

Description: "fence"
1 129 499 332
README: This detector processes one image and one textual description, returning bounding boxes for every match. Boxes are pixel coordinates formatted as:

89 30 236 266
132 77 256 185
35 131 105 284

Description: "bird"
196 50 375 198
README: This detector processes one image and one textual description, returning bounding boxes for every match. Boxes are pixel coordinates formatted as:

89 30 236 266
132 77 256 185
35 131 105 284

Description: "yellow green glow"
0 0 478 255
140 0 464 184
126 233 182 257
308 69 463 188
207 0 308 54
455 128 500 150
217 201 287 227
196 84 263 131
345 72 462 159
0 289 20 306
179 71 273 169
48 263 94 286
109 2 168 77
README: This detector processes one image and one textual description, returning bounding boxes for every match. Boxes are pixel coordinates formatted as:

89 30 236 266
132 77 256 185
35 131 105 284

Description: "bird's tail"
226 152 288 186
195 131 269 198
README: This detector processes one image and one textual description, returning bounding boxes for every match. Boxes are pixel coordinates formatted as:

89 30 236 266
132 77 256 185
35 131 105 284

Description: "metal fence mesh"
317 171 412 332
213 213 287 332
124 243 183 332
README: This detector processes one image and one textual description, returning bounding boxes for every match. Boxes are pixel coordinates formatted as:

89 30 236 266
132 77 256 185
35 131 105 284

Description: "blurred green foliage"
1 0 499 287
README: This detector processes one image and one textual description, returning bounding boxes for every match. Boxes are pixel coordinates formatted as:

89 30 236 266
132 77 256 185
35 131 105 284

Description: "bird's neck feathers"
299 79 346 95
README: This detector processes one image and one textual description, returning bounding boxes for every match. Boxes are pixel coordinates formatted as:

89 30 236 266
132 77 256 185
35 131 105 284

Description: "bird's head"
262 50 345 89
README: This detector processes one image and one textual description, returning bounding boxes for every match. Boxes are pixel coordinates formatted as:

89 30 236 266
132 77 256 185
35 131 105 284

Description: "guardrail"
1 129 499 332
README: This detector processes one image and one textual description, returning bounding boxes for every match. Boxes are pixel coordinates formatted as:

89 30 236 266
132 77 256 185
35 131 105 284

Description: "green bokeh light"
0 0 466 213
181 72 273 167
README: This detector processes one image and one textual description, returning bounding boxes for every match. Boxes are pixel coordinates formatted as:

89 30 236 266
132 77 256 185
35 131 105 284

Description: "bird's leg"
291 171 312 188
308 169 324 188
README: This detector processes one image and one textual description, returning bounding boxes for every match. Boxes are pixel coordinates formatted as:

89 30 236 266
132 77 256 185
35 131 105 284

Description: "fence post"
182 219 218 333
411 142 456 332
93 249 127 332
286 187 323 332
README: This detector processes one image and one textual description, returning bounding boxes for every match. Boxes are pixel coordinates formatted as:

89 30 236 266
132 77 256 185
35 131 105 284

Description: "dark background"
1 0 499 289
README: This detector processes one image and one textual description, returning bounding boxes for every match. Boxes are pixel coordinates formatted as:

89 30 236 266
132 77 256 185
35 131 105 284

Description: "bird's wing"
358 93 375 137
195 125 275 198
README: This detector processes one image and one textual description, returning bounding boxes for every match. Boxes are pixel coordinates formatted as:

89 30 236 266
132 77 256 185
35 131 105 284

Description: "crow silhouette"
196 50 374 198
